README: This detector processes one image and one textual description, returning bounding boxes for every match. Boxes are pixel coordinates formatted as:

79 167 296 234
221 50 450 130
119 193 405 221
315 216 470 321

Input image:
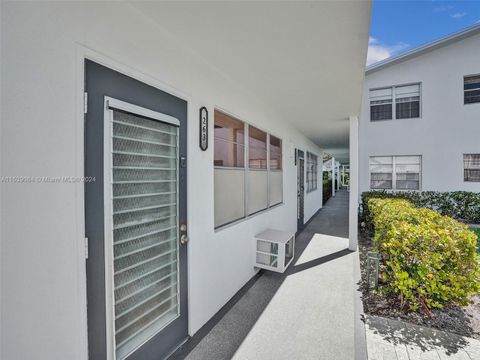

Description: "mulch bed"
358 233 480 340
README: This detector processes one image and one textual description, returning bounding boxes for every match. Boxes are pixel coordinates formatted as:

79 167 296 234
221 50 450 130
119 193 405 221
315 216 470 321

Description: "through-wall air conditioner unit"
255 229 295 273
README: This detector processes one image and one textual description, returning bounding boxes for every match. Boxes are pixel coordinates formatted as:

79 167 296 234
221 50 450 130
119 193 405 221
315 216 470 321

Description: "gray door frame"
296 149 305 231
84 59 188 360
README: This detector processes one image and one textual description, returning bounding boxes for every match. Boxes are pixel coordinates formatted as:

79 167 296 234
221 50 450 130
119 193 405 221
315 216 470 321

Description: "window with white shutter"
370 87 393 121
370 83 421 121
464 154 480 182
370 155 421 190
464 75 480 104
395 84 420 119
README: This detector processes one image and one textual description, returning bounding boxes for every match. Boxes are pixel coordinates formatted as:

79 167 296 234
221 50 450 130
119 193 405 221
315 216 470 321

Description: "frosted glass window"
213 110 283 228
247 171 268 215
110 110 179 360
269 171 283 206
214 168 245 227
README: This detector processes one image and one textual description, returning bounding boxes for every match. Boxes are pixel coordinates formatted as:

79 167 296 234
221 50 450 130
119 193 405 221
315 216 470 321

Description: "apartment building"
359 24 480 193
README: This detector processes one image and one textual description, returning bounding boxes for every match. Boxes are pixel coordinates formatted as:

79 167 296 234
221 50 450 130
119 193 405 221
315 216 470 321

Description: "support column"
349 116 359 251
331 157 336 197
336 162 340 191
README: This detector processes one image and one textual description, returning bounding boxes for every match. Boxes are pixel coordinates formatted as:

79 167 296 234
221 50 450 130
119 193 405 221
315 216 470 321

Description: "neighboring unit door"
85 60 188 360
296 149 305 231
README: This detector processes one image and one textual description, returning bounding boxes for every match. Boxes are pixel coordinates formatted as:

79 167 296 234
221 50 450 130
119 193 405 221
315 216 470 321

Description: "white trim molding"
348 116 359 251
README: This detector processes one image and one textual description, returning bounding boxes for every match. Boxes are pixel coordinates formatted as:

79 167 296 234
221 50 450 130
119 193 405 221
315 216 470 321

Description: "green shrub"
368 198 480 312
361 191 480 233
323 179 332 205
470 227 480 254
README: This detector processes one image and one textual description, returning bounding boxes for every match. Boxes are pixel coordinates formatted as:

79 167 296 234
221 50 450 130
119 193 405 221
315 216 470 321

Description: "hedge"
368 198 480 312
323 179 332 205
361 191 480 232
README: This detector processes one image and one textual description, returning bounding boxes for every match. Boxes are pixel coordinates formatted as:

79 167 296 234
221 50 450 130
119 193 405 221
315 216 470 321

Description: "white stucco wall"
359 33 480 194
0 2 323 359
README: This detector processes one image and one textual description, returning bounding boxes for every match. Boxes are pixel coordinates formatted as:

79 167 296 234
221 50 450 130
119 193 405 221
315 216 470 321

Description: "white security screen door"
105 98 180 359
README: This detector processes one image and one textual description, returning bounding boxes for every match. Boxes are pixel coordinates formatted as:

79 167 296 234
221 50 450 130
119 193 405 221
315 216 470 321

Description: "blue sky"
367 0 480 65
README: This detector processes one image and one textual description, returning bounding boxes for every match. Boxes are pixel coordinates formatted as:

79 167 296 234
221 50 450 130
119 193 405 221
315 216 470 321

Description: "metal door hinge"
84 237 89 259
84 92 88 114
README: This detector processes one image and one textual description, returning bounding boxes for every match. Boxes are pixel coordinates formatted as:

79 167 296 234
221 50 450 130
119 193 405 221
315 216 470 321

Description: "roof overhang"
129 1 371 163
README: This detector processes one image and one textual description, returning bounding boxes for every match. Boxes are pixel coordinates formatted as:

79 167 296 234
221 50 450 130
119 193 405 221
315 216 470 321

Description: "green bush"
361 191 480 233
323 178 332 205
470 227 480 254
368 198 480 312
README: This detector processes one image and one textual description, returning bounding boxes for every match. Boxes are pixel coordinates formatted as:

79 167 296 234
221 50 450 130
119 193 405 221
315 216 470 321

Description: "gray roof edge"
366 23 480 75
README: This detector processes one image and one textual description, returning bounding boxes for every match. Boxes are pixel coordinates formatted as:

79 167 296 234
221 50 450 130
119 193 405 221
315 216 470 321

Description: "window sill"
306 188 318 194
370 117 422 122
214 202 285 232
369 188 422 192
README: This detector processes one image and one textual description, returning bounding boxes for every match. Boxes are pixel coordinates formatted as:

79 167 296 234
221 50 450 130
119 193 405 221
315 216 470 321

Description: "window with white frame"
214 111 246 228
370 155 421 190
464 154 480 182
269 135 283 206
306 152 318 193
370 83 421 121
214 110 283 228
464 75 480 104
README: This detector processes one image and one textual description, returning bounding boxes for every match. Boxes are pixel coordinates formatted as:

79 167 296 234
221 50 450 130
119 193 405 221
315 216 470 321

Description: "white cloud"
366 37 409 66
450 12 467 19
434 5 454 12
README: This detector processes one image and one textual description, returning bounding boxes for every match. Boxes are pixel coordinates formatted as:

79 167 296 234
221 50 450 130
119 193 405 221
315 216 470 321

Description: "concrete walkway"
171 190 360 360
366 315 480 360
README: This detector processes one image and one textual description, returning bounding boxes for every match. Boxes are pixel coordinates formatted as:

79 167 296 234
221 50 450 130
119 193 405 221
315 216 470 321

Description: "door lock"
180 234 189 245
179 222 188 245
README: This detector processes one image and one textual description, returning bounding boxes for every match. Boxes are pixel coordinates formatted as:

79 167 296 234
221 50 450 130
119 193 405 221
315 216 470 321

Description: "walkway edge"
354 247 368 360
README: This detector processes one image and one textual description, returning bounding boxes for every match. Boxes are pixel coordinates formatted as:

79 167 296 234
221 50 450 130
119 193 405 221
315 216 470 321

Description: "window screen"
269 136 282 206
370 84 421 121
214 110 245 167
370 155 421 190
249 126 267 169
464 154 480 182
395 156 421 190
369 156 393 189
395 84 420 119
110 110 179 359
269 136 282 170
306 152 318 192
370 87 393 121
464 75 480 104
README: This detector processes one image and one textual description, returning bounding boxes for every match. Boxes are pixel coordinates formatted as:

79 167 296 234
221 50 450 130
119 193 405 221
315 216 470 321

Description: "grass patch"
470 227 480 254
